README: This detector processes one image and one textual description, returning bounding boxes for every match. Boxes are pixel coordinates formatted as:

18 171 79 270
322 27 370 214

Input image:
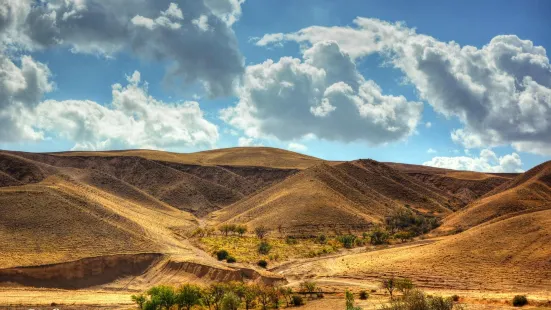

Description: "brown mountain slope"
387 162 515 203
439 161 551 232
212 160 462 234
50 147 322 169
278 208 551 293
4 151 299 216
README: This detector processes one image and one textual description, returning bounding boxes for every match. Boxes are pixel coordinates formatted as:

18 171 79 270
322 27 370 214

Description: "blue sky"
1 0 550 172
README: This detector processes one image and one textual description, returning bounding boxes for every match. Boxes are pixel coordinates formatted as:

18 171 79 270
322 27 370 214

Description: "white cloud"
192 15 210 32
423 149 524 173
427 148 437 154
0 0 245 97
258 18 551 155
425 122 432 128
288 142 307 152
34 71 218 151
0 54 53 141
237 137 262 147
221 40 423 144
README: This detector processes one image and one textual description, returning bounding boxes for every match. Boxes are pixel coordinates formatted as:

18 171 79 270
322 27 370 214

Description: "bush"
317 234 327 244
451 295 460 302
385 209 440 236
370 227 390 245
226 256 236 263
291 295 304 306
285 236 298 245
216 249 229 261
337 234 357 249
513 295 528 307
359 290 369 300
380 290 462 310
221 292 240 310
345 290 362 310
394 231 414 242
258 241 272 254
396 278 415 296
236 225 247 236
257 259 268 268
299 281 317 299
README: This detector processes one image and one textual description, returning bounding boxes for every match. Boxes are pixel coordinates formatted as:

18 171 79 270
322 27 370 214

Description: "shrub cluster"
385 209 440 237
219 224 248 236
132 282 314 310
381 289 465 310
513 295 528 307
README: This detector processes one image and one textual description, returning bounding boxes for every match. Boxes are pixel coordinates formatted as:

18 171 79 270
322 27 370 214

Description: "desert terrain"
0 147 549 309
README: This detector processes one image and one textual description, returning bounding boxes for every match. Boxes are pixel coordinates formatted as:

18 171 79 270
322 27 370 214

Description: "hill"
212 160 463 234
438 161 551 232
50 147 322 169
277 208 551 293
387 163 515 203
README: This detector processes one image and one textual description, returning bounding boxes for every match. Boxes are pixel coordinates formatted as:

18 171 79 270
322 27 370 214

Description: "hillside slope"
50 147 322 169
439 161 551 232
212 160 463 234
387 163 515 203
277 208 551 293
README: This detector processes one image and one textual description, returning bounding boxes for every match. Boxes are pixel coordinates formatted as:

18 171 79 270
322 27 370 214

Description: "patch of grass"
198 236 341 263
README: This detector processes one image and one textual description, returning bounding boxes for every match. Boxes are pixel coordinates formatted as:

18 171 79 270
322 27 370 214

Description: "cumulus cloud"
423 149 524 173
288 142 307 152
0 54 53 141
34 71 218 150
427 148 437 154
425 122 432 128
0 0 245 97
221 41 423 144
257 18 551 155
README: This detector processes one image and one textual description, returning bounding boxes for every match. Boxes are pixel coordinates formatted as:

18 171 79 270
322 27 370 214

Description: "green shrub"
257 259 268 268
451 295 460 302
254 225 269 239
226 256 236 263
216 249 229 261
345 290 362 310
299 281 317 299
359 290 369 300
370 227 390 245
176 284 203 310
337 234 357 249
258 241 272 254
513 295 528 307
236 225 247 236
285 236 298 245
221 292 240 310
291 295 304 306
396 278 415 296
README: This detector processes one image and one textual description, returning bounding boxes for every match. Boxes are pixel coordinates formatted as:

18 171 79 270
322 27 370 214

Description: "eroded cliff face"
0 253 162 289
0 253 287 290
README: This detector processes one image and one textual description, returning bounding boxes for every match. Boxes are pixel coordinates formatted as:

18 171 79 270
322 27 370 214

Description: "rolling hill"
212 160 464 234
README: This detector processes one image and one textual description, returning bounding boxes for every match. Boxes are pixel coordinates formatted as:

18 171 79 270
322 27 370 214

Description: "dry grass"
195 236 340 264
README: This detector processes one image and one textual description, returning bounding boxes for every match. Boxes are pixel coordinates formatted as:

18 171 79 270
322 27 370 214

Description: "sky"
0 0 550 172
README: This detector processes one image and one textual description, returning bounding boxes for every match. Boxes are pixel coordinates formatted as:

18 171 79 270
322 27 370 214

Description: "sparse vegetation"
513 295 528 307
382 277 396 299
395 278 415 296
300 281 317 299
385 209 440 237
285 235 298 245
337 234 357 249
291 294 304 306
381 290 465 310
370 226 390 245
257 259 268 268
226 255 237 263
359 290 369 300
258 241 272 254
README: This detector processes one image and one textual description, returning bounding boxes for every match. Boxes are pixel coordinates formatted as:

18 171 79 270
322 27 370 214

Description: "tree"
203 283 226 310
236 225 247 236
221 292 241 310
394 231 414 243
254 225 269 239
337 234 357 249
268 286 281 309
382 277 396 299
279 287 293 307
257 286 271 310
176 284 203 310
345 290 362 310
370 226 390 245
216 249 229 261
147 285 176 309
395 278 415 296
131 293 146 309
243 285 259 310
299 281 317 299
